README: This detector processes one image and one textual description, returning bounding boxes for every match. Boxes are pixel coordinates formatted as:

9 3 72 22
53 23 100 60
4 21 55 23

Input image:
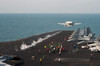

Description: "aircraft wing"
96 46 100 51
88 44 96 47
89 47 97 51
57 23 65 25
74 23 81 25
77 41 87 45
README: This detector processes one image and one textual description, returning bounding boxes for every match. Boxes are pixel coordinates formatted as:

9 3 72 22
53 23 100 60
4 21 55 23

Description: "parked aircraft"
87 41 100 51
67 27 95 42
81 36 100 51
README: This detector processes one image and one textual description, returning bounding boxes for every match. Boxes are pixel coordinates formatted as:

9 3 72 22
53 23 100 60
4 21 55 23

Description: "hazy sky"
0 0 100 13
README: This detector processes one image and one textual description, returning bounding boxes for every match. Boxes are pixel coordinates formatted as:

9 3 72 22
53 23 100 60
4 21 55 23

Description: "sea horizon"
0 13 100 42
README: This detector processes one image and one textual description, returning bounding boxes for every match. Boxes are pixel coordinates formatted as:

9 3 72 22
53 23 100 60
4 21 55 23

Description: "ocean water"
0 13 100 42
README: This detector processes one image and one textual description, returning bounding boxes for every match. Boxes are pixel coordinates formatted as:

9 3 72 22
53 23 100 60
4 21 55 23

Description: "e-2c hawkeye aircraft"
57 21 81 27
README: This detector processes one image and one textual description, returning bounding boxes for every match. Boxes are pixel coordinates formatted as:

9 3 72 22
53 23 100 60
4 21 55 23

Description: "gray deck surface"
54 58 89 62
